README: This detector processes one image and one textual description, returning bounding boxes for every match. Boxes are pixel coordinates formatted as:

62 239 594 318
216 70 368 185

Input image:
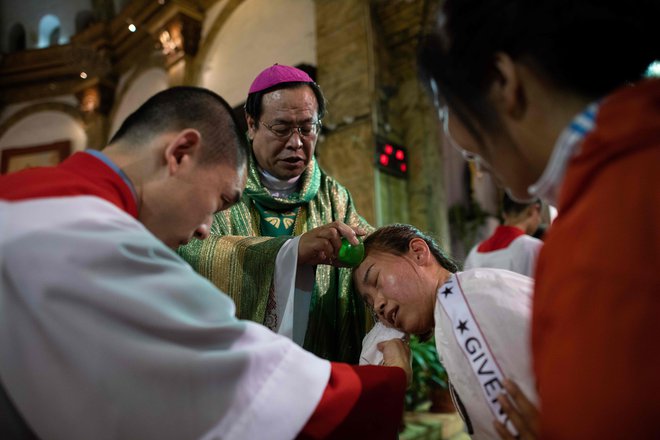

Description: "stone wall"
315 0 451 247
315 0 376 224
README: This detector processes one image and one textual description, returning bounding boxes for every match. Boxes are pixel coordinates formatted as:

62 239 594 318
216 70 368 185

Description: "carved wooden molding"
0 0 209 105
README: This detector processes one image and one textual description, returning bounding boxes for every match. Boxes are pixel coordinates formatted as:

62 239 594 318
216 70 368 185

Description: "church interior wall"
367 0 498 255
112 0 131 15
0 0 94 51
198 0 316 107
316 118 376 223
0 96 79 126
0 0 486 256
0 110 87 154
200 0 232 42
315 0 376 224
109 67 169 139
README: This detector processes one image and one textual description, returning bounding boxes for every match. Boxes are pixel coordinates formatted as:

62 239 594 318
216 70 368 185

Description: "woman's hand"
494 379 539 440
378 338 412 385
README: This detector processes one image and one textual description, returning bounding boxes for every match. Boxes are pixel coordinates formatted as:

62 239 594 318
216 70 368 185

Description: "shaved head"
110 86 247 169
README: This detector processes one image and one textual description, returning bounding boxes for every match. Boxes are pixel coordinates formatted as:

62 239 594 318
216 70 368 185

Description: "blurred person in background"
464 193 543 277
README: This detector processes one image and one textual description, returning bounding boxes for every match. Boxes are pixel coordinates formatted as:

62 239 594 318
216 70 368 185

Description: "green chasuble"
178 154 373 363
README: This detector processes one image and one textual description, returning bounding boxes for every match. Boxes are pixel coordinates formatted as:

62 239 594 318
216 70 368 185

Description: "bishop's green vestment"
178 155 372 363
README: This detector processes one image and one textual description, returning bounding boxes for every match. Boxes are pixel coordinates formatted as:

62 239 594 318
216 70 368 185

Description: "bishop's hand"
297 221 366 267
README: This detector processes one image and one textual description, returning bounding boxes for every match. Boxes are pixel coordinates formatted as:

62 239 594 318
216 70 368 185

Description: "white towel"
359 322 407 365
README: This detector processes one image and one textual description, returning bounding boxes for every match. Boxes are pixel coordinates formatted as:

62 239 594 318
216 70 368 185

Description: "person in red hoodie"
419 0 660 438
0 86 409 440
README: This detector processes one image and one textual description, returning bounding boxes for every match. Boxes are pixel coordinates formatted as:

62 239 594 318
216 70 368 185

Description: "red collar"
60 152 139 218
477 225 525 252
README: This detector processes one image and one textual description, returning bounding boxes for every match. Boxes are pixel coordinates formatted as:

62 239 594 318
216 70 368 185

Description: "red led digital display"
375 141 408 178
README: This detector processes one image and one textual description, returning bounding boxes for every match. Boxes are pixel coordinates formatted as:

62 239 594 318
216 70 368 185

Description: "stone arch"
0 103 87 154
0 103 84 140
38 14 62 48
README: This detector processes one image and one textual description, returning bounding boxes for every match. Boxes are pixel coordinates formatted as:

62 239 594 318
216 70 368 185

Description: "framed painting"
1 140 71 174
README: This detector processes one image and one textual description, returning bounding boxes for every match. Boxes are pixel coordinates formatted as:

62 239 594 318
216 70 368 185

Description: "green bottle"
337 237 365 267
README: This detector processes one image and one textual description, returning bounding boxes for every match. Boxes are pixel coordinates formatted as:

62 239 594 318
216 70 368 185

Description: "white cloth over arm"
273 236 314 345
0 197 330 440
359 322 407 365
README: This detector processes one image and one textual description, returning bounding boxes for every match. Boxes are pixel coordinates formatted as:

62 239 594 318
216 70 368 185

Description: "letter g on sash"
465 337 481 355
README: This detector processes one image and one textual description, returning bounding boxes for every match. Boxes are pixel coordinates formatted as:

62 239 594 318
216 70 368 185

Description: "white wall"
0 111 87 152
109 67 169 140
200 0 316 107
201 0 230 41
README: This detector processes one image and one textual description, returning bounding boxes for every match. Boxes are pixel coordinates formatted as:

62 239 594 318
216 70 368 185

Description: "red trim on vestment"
0 152 138 218
299 363 406 439
477 225 525 252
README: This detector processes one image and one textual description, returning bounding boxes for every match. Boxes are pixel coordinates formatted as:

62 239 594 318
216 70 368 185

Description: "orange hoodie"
533 79 660 439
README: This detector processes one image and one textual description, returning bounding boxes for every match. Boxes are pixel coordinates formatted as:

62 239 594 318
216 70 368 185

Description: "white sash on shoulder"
437 274 517 436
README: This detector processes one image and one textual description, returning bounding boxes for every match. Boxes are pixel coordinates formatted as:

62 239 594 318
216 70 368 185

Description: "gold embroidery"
265 217 281 228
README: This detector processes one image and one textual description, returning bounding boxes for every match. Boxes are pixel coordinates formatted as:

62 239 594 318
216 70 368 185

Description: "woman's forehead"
354 259 373 285
356 251 405 277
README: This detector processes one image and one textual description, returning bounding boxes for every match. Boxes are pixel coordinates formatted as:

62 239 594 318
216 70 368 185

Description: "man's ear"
525 202 541 218
491 52 526 119
409 237 431 266
246 114 257 140
164 129 202 174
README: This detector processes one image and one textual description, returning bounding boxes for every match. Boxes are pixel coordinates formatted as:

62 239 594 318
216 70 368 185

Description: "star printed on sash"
438 274 515 434
441 286 453 298
457 319 469 334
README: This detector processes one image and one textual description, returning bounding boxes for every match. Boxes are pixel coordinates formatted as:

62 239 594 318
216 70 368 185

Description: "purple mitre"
248 64 314 94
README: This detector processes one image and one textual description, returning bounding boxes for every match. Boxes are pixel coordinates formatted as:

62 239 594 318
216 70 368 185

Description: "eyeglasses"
438 106 480 163
260 120 322 139
429 79 481 163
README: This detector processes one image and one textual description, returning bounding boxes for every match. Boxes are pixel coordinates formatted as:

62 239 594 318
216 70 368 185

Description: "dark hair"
244 81 327 123
363 224 459 273
532 224 547 241
109 86 247 169
419 0 660 140
502 192 540 216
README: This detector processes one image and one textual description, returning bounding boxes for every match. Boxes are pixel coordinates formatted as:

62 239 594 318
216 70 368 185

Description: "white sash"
437 274 518 436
